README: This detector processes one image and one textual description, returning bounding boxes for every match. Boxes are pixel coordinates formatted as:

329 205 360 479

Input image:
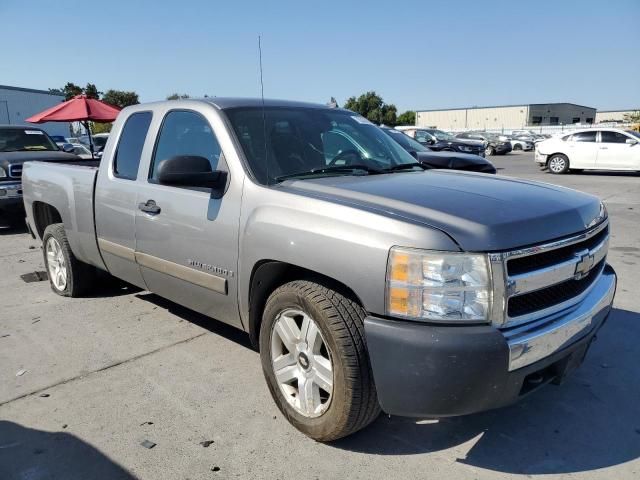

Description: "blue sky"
2 0 639 112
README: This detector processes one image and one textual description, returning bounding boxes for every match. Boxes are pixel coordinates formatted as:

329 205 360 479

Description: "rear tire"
42 223 95 297
485 146 495 156
548 154 570 174
259 280 380 441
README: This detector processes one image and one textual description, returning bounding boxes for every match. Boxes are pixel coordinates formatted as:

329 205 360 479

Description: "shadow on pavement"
0 421 135 480
134 292 254 350
334 308 640 475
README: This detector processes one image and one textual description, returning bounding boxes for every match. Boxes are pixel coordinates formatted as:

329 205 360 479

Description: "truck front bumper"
0 182 24 211
364 264 616 418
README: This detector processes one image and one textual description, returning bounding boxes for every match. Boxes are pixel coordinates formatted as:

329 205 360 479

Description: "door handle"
138 200 161 215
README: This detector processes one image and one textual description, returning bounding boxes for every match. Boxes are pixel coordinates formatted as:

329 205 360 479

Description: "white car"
536 128 640 174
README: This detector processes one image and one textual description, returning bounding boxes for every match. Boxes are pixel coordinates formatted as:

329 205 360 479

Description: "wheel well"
32 202 62 239
247 260 363 350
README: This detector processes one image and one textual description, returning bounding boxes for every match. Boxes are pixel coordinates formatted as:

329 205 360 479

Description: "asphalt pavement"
1 151 639 479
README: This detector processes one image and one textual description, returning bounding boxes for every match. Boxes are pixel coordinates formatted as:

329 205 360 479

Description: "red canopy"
26 95 121 123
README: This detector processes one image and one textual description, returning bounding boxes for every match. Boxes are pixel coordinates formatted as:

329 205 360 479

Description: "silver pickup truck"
22 98 616 441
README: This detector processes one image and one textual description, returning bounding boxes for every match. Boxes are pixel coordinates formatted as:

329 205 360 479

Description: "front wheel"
485 146 495 156
548 154 570 174
259 280 380 441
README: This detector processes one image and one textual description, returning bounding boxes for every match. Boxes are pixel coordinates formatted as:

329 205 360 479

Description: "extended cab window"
150 110 222 180
113 112 152 180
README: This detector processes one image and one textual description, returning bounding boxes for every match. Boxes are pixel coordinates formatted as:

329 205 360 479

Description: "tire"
485 146 495 156
547 154 570 174
259 280 380 441
513 144 522 151
42 223 95 297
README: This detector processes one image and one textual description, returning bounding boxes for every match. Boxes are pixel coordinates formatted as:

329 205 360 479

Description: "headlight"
459 145 473 152
386 247 491 323
0 167 6 178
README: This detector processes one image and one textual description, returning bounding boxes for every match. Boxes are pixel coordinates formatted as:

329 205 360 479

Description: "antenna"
258 35 269 185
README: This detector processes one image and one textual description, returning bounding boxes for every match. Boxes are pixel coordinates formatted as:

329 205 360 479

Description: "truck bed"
22 161 106 270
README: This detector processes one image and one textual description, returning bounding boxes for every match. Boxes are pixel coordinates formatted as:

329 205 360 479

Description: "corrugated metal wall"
0 86 70 136
416 104 598 130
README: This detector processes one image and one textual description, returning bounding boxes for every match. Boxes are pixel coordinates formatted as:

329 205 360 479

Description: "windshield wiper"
384 162 427 172
275 164 384 182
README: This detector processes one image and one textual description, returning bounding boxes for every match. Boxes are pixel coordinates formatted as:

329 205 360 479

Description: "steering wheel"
328 149 362 166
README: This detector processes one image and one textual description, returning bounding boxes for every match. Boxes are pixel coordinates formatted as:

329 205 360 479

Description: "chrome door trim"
135 252 227 295
98 237 136 262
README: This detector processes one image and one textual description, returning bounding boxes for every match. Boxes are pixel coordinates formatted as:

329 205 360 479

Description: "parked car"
535 128 640 173
69 143 94 160
79 133 109 157
510 136 535 151
395 127 486 157
456 131 512 155
381 127 496 173
22 98 616 441
49 135 69 146
0 125 80 221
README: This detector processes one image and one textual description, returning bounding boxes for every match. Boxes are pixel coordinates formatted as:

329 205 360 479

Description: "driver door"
134 108 242 328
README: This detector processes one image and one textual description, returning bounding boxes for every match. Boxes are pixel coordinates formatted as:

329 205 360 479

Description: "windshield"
626 130 640 139
427 129 455 141
383 129 429 152
0 128 59 152
225 107 417 184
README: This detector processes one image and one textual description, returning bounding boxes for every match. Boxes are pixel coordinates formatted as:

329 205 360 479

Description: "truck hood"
279 171 603 251
0 151 80 171
416 151 496 174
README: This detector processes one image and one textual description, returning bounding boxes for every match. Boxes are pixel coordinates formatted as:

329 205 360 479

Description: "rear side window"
571 131 596 143
150 110 222 180
113 112 152 180
600 131 629 144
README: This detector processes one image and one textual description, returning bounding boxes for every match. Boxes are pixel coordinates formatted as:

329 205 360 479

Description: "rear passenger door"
565 131 597 168
596 130 639 170
95 110 153 289
134 108 242 328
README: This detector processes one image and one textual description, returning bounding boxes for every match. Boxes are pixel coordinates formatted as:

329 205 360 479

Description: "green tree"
90 122 113 134
396 110 416 126
343 91 397 126
102 90 140 109
166 93 190 100
60 82 83 100
84 83 102 99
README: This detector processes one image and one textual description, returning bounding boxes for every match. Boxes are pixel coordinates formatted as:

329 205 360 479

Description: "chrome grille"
8 164 22 178
490 220 609 328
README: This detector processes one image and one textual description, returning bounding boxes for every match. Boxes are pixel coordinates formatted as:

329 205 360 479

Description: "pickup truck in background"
22 99 616 441
0 125 81 222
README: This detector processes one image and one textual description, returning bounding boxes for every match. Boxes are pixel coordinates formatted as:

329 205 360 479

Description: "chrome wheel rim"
549 157 566 173
270 308 333 418
46 237 67 291
485 147 493 155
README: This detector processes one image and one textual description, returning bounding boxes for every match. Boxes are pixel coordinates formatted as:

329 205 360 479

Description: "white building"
415 103 597 131
0 85 70 136
595 109 639 123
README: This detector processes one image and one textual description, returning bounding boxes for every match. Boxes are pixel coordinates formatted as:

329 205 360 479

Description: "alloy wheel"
270 308 333 418
46 237 67 291
549 156 566 173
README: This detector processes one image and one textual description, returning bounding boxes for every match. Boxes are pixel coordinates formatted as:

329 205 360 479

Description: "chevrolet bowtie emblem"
574 251 595 279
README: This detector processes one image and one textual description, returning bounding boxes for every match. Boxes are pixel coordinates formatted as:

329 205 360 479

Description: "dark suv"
399 128 486 157
456 131 512 156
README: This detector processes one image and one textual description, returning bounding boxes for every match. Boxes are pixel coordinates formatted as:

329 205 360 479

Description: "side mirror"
61 143 74 153
626 138 638 145
427 138 436 145
156 155 228 197
409 150 418 159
